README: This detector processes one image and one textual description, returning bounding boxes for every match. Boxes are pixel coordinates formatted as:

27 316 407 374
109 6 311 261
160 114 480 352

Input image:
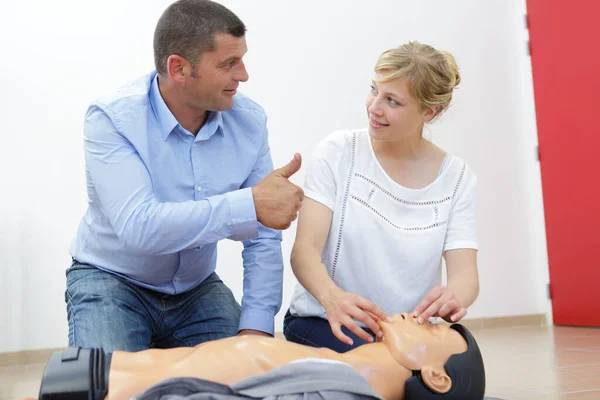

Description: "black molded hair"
404 324 486 400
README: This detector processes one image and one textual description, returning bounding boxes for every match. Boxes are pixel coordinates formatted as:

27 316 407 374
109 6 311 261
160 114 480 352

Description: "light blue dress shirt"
70 71 283 335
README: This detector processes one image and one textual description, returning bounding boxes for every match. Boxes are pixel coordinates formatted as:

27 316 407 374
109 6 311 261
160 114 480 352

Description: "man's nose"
234 61 249 82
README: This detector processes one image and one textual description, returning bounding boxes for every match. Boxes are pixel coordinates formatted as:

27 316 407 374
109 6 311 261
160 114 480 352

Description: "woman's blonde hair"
374 41 461 120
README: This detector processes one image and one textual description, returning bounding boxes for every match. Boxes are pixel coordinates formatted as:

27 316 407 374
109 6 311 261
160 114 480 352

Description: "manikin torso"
107 335 410 400
107 314 468 400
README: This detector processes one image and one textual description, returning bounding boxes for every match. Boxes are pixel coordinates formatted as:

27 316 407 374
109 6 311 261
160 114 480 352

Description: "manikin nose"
400 312 418 322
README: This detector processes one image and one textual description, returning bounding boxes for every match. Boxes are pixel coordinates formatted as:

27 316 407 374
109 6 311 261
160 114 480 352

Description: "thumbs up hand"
251 153 305 230
273 153 302 179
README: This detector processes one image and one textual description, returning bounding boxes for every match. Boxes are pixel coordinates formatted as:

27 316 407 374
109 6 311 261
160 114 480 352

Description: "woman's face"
365 74 435 142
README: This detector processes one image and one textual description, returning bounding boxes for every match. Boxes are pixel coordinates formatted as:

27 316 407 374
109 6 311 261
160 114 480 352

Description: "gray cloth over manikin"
133 358 382 400
132 358 503 400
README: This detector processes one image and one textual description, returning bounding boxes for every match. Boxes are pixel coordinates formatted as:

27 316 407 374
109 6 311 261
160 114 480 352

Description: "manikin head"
380 313 486 400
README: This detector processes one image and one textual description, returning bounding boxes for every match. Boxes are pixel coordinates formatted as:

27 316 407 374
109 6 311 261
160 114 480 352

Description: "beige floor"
1 325 600 400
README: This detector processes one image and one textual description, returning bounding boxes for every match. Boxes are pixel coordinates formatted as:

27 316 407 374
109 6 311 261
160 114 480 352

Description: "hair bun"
440 50 461 89
454 70 462 88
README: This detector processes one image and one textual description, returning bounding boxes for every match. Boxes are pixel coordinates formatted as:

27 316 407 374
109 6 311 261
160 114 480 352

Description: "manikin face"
380 313 468 371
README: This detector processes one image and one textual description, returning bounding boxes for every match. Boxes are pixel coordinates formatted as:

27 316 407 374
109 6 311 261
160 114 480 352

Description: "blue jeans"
283 309 375 353
65 260 241 353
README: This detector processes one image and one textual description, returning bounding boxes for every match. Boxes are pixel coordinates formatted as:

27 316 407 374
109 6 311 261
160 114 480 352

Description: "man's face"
380 313 468 370
184 33 249 111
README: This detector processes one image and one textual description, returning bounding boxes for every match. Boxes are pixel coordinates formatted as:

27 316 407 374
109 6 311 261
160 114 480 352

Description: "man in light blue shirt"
66 0 304 352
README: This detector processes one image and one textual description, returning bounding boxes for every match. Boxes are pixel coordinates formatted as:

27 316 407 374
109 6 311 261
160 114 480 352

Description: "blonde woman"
284 42 479 352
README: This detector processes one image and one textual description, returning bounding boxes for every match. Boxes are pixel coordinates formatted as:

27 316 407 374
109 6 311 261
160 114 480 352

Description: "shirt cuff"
304 188 335 211
444 241 479 251
238 308 276 336
228 187 259 241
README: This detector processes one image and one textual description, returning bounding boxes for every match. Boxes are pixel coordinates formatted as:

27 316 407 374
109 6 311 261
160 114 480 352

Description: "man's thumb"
275 153 302 179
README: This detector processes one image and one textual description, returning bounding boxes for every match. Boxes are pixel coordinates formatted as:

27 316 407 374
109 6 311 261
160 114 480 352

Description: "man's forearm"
118 189 259 256
239 231 283 335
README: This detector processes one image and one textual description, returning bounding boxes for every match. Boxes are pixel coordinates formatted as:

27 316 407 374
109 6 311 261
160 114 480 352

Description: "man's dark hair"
153 0 246 75
405 324 486 400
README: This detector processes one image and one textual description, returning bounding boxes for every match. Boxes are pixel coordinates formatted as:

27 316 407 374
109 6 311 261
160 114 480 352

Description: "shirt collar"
150 73 179 141
150 73 225 141
195 108 224 141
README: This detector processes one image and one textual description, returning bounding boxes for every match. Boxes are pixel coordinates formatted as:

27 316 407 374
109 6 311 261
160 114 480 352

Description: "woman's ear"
423 106 440 123
420 364 452 394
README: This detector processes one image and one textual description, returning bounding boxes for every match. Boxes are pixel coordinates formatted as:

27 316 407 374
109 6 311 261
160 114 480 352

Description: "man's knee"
68 307 149 352
68 317 149 353
65 266 152 352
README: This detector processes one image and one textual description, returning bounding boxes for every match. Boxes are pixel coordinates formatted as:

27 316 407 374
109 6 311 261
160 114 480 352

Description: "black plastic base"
38 347 111 400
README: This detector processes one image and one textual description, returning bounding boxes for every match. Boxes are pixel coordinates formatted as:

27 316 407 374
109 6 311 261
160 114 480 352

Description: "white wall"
0 0 550 353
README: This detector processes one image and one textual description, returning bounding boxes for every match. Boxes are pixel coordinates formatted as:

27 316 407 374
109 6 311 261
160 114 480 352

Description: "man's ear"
166 54 191 83
421 364 452 394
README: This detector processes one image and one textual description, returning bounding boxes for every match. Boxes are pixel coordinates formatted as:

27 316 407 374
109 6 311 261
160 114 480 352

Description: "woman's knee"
284 315 373 352
283 315 328 348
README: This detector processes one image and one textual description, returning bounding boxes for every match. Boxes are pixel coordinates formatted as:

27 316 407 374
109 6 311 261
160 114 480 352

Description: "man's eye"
222 60 236 69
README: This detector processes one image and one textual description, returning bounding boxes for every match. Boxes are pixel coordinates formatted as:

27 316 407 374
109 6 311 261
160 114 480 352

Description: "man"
66 0 303 352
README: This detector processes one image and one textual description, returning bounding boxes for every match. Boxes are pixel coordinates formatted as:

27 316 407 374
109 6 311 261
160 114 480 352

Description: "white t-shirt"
289 129 477 320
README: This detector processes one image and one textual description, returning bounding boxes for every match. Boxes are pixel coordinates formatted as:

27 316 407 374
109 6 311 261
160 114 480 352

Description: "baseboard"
0 347 63 367
438 313 548 331
274 332 285 340
0 314 546 367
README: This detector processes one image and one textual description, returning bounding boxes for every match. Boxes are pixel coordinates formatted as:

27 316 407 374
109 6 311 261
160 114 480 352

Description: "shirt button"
196 185 202 191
